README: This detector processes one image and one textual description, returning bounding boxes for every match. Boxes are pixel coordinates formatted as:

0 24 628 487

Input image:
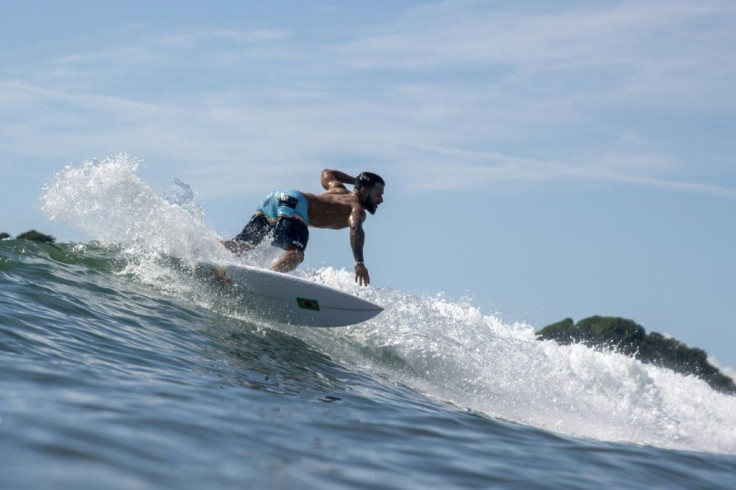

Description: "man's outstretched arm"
321 169 356 191
349 210 370 286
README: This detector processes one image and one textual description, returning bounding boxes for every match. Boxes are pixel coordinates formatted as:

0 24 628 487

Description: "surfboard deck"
196 261 383 327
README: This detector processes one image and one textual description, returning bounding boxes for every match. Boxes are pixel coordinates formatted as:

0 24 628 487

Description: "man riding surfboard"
222 169 385 286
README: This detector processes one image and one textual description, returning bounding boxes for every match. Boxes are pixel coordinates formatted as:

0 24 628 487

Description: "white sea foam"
294 270 736 455
41 154 736 455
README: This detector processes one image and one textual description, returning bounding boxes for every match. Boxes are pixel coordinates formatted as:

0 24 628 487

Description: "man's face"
362 183 384 215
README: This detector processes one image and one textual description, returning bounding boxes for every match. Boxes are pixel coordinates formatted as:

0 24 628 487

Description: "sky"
2 1 735 368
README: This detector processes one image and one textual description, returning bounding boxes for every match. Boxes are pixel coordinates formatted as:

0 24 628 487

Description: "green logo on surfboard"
297 297 320 311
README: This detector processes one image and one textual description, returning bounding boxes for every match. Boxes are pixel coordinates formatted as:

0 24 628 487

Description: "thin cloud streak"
342 1 735 69
156 28 292 47
401 150 736 198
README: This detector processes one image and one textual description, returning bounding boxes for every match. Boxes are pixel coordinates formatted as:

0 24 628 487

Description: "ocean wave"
27 155 736 456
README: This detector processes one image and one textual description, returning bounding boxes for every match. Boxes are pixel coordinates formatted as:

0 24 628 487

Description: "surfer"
222 169 385 286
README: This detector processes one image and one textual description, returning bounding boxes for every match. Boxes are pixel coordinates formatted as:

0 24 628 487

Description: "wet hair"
354 172 385 190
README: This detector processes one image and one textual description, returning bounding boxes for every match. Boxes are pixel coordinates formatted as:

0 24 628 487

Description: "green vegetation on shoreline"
0 230 56 242
537 316 735 395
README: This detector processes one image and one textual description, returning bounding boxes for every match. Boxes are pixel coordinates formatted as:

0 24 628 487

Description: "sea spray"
41 154 221 259
40 154 235 288
284 268 736 455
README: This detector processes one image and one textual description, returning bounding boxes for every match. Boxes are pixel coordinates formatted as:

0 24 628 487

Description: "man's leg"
271 215 308 272
223 214 270 256
272 248 304 272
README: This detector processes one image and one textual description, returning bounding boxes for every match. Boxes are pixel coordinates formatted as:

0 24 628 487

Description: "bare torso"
303 190 363 229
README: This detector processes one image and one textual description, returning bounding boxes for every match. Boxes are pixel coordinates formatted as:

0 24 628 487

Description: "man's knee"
273 248 304 272
287 248 305 265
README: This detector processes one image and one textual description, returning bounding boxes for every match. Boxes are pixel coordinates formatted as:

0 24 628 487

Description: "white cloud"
339 0 736 111
2 1 735 198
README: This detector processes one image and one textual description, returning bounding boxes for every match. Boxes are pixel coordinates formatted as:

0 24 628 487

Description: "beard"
364 196 379 215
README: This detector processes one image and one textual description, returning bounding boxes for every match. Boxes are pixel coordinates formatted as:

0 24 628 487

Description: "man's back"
303 190 360 229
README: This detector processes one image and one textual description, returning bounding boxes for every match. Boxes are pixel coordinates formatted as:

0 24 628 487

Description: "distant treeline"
537 316 735 395
0 230 56 242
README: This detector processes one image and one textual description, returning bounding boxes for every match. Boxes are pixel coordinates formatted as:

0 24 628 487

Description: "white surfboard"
196 261 383 327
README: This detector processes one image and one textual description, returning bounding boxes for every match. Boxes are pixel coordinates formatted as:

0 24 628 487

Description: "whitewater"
1 154 734 488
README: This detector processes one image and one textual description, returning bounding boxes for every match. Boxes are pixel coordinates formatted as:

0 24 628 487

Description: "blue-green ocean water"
2 157 736 488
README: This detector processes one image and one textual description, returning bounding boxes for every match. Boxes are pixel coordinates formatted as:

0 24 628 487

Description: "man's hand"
354 263 370 286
